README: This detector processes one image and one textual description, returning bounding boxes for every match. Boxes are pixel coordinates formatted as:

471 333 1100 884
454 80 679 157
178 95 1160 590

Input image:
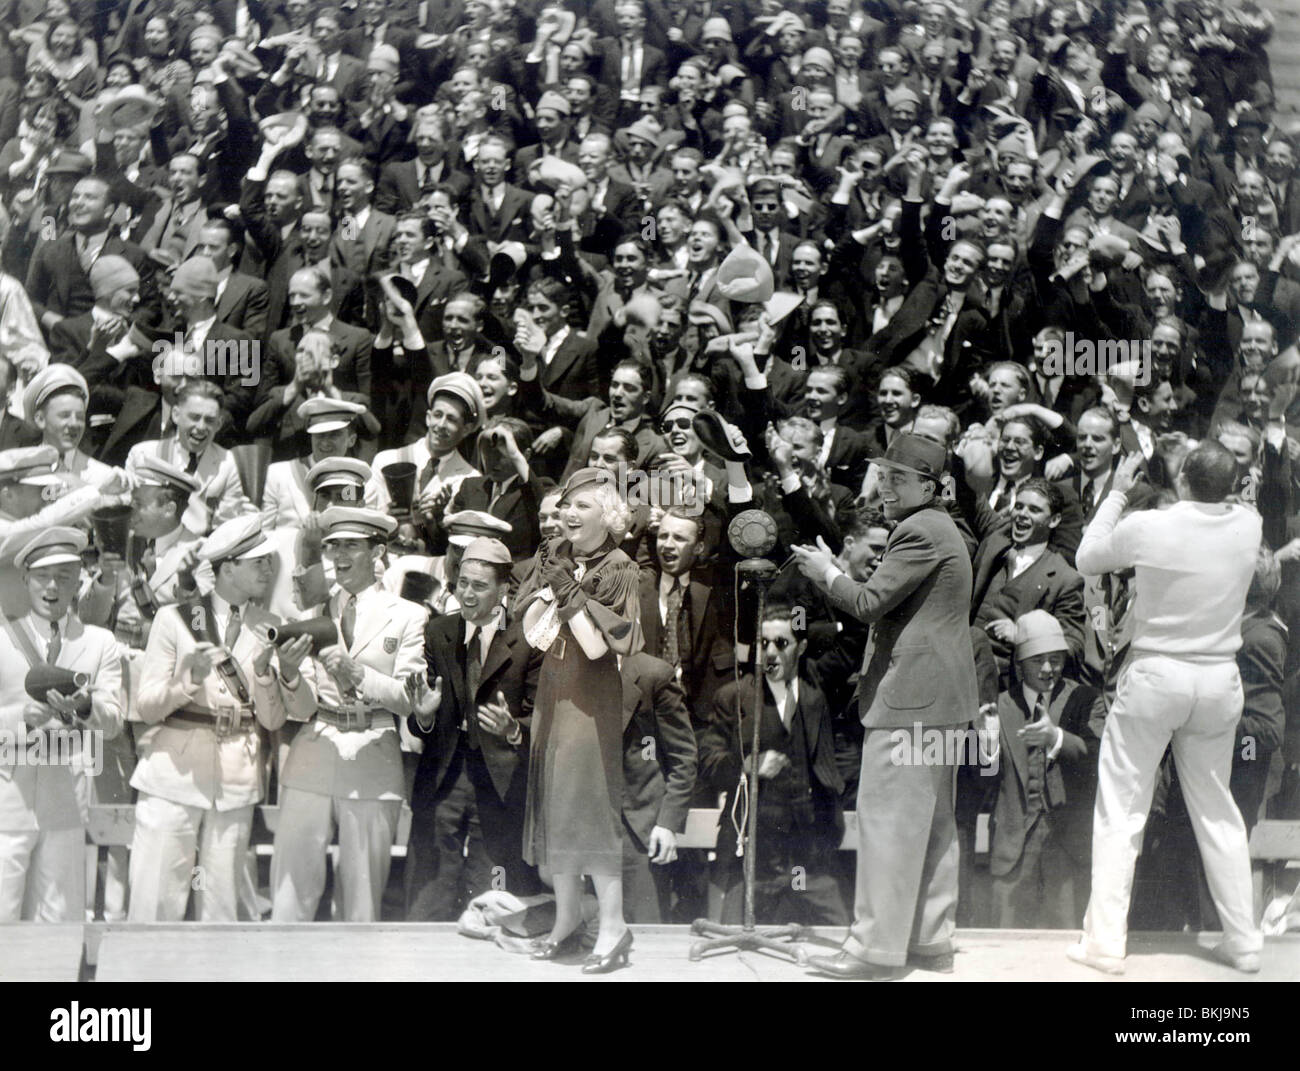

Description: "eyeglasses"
661 416 694 432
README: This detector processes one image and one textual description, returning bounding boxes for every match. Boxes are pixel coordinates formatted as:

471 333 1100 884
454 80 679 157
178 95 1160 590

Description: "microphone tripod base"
687 919 810 963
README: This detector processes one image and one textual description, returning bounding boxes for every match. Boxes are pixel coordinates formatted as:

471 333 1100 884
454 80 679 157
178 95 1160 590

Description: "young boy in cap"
22 364 118 490
405 535 543 918
0 527 124 921
976 610 1106 928
129 515 316 921
271 506 426 922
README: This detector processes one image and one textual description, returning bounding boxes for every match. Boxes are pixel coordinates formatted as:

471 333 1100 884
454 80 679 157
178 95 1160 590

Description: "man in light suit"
0 528 124 922
271 507 426 922
794 433 978 978
405 537 542 920
129 515 316 921
125 380 256 535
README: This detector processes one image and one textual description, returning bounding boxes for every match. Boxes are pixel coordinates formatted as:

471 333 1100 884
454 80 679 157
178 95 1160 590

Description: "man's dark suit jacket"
25 233 148 322
462 183 534 245
374 158 471 215
409 259 469 341
637 569 731 717
409 611 540 807
539 330 601 401
970 534 1087 664
700 672 843 857
440 471 545 562
619 652 697 851
865 199 991 415
988 679 1105 878
329 206 397 279
93 385 162 468
265 319 373 400
215 271 271 340
0 408 39 450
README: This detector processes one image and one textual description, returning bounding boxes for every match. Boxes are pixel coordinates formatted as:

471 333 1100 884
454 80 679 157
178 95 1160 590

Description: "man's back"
1078 501 1260 661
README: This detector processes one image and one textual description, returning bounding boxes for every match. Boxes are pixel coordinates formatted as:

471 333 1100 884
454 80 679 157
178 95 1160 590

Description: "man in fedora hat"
792 432 978 979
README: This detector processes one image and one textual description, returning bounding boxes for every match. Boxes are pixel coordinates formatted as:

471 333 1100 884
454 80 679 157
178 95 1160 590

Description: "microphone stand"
689 555 807 962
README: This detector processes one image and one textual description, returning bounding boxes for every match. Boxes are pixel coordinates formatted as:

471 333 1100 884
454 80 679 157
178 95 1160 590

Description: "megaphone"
398 571 436 606
381 462 418 511
230 442 272 509
265 615 337 655
90 504 132 558
25 666 92 720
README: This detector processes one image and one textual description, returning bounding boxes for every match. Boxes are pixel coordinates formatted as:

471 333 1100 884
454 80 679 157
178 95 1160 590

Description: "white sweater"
1076 492 1261 661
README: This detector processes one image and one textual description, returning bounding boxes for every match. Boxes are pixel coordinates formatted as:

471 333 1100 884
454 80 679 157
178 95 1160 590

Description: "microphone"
727 510 779 578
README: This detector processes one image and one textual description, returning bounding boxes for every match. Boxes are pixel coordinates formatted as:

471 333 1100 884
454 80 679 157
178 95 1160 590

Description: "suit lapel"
621 662 639 730
348 590 389 657
477 624 513 698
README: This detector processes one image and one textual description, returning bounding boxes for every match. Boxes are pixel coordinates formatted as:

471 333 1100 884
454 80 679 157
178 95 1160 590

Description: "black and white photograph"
0 0 1295 1034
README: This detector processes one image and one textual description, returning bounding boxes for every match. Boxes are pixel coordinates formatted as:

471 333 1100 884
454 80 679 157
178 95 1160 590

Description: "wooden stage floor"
1 924 1279 982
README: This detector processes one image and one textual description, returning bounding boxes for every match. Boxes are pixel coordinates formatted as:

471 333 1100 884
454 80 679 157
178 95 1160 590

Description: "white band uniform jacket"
0 613 124 832
132 601 315 811
279 583 426 801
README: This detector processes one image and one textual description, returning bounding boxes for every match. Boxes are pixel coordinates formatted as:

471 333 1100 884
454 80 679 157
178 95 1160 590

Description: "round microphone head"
728 509 778 559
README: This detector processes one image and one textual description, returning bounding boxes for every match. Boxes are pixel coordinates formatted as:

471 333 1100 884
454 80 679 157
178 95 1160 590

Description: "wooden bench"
0 923 84 981
1249 819 1300 909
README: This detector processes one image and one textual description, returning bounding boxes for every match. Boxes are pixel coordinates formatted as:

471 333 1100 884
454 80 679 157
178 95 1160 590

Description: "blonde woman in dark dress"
514 467 642 973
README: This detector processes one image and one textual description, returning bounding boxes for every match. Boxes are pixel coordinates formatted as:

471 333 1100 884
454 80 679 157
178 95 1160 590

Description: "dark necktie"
464 628 483 749
224 605 242 649
1080 477 1094 511
47 621 61 665
1032 691 1047 726
661 578 684 667
185 451 200 475
340 593 356 649
140 538 158 579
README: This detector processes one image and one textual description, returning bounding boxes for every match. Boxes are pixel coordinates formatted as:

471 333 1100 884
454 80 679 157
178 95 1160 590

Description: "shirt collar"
660 570 689 598
27 611 71 642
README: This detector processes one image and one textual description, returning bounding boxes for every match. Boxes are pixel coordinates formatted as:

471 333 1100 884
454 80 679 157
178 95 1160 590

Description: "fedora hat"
95 85 161 133
870 433 948 481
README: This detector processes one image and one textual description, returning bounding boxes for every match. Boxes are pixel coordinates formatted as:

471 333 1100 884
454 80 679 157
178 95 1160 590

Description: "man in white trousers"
1070 444 1264 974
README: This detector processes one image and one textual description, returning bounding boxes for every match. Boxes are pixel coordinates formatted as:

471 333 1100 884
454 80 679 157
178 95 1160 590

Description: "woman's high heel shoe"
530 930 584 960
580 928 633 974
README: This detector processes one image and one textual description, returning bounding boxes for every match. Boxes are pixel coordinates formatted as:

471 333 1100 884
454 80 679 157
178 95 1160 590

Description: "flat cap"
461 535 512 566
133 454 203 496
201 514 275 563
